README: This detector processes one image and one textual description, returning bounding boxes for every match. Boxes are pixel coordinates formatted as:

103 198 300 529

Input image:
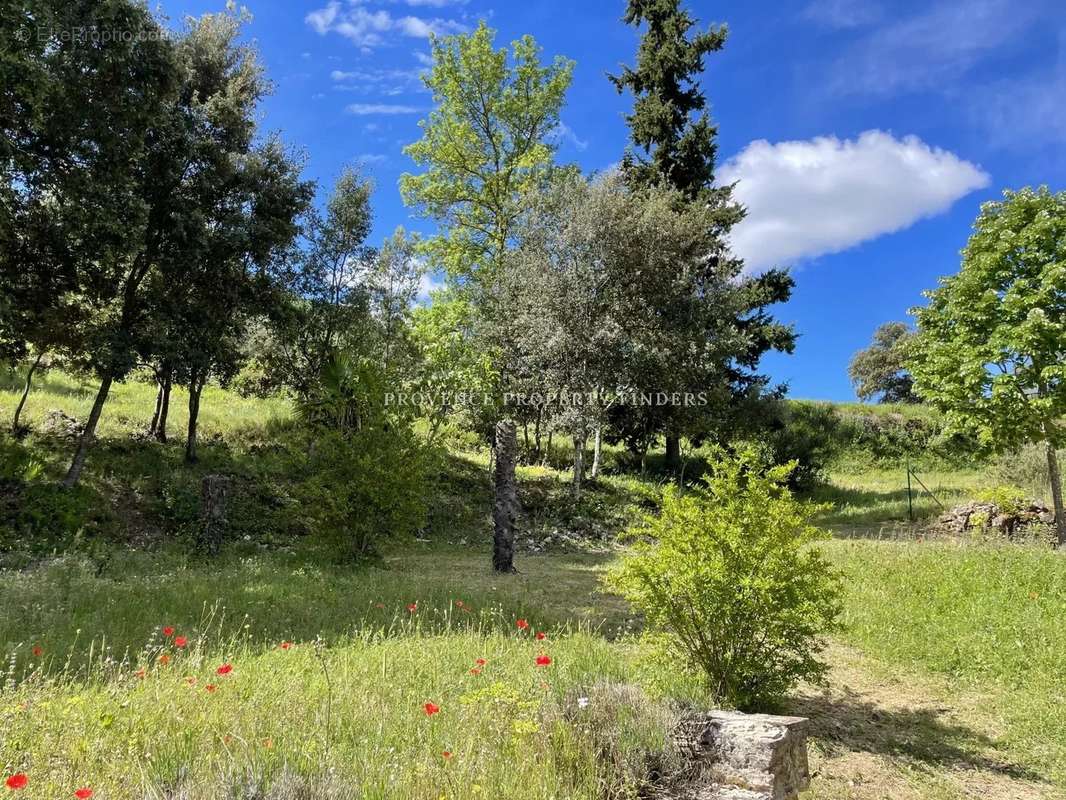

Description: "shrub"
974 485 1031 515
298 424 436 559
605 448 843 710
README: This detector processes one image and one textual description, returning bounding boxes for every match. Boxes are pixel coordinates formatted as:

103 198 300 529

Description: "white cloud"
413 50 434 67
803 0 881 29
305 2 340 34
357 153 389 165
346 103 422 115
829 0 1044 96
306 2 467 49
719 130 990 272
554 121 588 152
417 270 446 305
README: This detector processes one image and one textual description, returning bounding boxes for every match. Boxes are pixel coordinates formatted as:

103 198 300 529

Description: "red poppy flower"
469 668 481 676
31 646 42 657
279 641 292 650
535 632 546 640
262 738 273 749
423 702 440 716
516 619 529 630
374 602 385 609
5 774 28 790
216 663 233 676
441 751 452 759
158 654 170 665
205 684 217 693
134 668 146 679
74 788 93 799
475 658 487 666
407 603 418 613
162 626 175 638
535 655 552 667
173 636 187 648
454 599 464 608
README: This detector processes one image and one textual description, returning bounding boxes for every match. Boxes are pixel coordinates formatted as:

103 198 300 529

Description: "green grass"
826 538 1066 786
812 466 989 529
0 548 692 800
0 369 290 441
4 373 1065 798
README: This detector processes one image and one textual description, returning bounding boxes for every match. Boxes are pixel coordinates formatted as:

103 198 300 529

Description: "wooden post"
199 475 232 555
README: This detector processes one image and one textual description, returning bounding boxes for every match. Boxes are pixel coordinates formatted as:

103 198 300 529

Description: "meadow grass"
824 538 1066 786
0 549 694 799
812 465 989 529
0 369 290 441
2 542 1065 797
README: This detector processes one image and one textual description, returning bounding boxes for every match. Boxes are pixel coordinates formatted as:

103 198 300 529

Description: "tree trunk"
545 429 553 466
533 409 542 462
12 351 44 434
665 434 681 474
492 419 518 573
62 373 113 488
185 374 204 463
149 380 163 436
572 429 587 499
590 425 602 478
156 376 172 443
1046 439 1065 546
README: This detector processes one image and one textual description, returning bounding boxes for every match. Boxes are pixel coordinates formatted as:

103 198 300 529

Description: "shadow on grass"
788 689 1048 784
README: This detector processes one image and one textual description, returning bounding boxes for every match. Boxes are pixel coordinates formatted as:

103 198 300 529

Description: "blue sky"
161 0 1065 401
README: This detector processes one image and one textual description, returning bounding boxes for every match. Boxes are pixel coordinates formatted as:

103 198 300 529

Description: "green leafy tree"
611 0 794 473
1 0 179 439
401 21 573 572
910 187 1066 544
849 322 919 403
255 167 376 400
59 7 284 485
606 448 842 710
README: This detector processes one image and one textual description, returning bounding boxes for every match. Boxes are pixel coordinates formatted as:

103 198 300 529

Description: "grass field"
2 374 1064 799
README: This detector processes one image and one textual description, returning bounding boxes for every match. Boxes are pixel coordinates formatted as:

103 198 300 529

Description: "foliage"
973 485 1031 516
758 398 840 488
606 449 842 709
401 21 573 285
296 353 435 559
910 187 1066 541
608 1 795 466
848 322 920 403
254 167 376 400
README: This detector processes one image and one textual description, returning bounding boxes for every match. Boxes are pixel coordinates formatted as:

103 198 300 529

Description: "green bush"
974 485 1031 515
606 448 842 710
298 425 436 559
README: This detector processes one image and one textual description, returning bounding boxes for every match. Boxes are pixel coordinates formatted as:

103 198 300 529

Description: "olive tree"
910 187 1066 544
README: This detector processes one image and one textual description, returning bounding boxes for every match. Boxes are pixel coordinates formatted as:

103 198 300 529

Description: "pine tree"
611 0 794 474
611 0 728 200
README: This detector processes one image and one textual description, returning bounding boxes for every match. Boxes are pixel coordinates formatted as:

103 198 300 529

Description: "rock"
675 711 810 800
41 409 84 439
936 498 1052 538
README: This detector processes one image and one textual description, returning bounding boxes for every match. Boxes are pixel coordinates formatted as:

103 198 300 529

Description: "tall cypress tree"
611 0 794 473
611 0 727 201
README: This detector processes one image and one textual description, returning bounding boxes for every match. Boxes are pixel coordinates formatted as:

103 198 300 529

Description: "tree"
255 167 376 400
910 187 1066 544
611 0 793 473
401 21 573 572
849 322 919 403
1 0 178 438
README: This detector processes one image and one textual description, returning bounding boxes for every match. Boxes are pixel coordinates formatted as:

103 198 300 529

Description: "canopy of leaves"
848 322 920 404
910 187 1066 451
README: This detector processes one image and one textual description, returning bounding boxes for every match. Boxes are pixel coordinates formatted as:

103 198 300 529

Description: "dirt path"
787 644 1060 800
